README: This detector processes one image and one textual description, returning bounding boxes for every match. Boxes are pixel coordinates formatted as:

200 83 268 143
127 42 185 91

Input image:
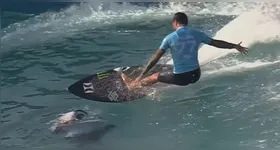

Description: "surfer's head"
172 12 188 30
74 110 88 120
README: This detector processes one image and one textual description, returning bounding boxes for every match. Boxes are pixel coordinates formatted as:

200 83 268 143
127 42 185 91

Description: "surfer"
121 12 248 90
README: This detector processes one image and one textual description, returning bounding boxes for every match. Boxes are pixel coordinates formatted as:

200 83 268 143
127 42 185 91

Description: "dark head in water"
74 109 88 120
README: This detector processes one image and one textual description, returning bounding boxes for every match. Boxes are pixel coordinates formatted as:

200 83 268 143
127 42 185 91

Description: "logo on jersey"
175 35 196 52
97 72 109 80
83 82 94 94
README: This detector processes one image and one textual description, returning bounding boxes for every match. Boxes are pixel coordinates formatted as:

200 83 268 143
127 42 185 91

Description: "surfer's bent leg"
157 68 201 86
122 68 200 90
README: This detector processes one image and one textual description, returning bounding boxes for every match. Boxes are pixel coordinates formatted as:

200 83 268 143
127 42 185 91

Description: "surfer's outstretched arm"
209 39 248 55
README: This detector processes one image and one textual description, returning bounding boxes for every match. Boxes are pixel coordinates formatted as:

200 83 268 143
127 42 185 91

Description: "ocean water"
1 2 280 150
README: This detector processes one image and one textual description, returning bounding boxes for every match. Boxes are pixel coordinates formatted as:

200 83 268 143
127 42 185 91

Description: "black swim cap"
74 110 88 120
173 12 188 25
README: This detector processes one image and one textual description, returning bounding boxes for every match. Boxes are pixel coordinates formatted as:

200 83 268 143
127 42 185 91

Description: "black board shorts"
157 68 201 86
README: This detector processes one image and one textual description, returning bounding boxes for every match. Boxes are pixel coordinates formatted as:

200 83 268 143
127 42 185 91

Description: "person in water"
121 12 248 90
54 110 88 133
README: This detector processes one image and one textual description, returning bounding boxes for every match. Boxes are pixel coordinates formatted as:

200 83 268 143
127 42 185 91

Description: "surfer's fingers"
241 47 248 52
239 49 247 56
242 48 248 52
242 49 248 54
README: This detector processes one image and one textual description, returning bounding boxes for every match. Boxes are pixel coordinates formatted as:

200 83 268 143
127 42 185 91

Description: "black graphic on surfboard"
67 64 173 103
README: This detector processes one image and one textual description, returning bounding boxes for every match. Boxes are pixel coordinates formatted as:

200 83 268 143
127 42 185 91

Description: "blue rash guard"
159 26 213 74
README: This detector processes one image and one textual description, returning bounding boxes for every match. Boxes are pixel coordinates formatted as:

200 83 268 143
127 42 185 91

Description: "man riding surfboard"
121 12 248 90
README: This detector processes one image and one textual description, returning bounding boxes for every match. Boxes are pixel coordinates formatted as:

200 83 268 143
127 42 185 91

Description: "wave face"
2 2 280 150
1 2 269 51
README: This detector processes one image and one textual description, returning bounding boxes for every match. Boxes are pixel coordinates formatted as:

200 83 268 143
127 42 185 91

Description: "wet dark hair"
74 110 88 120
173 12 188 25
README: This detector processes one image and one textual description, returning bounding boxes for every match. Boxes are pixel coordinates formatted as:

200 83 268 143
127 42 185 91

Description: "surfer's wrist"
232 43 238 49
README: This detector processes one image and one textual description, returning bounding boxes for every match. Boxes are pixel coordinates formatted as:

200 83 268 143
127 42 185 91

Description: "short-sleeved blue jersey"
159 26 212 74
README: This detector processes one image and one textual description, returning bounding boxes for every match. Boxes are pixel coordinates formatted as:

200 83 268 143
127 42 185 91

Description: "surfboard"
67 64 173 103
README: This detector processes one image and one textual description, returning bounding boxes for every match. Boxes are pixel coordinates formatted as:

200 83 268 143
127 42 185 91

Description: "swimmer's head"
74 110 88 120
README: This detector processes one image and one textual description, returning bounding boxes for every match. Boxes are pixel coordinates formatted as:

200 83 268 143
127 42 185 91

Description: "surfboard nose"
68 80 86 99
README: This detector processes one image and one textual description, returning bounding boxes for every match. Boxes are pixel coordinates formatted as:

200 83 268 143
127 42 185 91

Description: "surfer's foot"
121 73 140 91
121 73 132 84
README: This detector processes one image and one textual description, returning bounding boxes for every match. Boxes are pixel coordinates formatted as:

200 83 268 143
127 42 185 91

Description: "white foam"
2 2 280 55
58 111 75 124
1 3 265 48
204 60 280 75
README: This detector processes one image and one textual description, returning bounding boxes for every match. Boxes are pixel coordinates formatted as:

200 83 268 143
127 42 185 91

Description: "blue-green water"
2 2 280 150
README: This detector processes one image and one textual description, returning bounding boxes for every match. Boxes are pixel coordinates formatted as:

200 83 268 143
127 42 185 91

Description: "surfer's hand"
235 42 248 55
